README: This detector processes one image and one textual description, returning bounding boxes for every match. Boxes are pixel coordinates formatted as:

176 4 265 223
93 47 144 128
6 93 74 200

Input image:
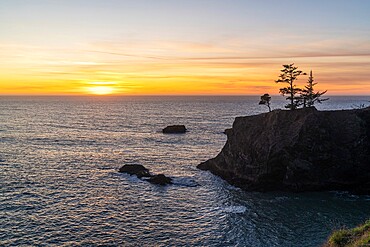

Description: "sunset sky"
1 0 370 95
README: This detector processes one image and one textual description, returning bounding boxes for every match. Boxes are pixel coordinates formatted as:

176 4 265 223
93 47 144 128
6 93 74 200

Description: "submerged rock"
198 107 370 194
147 174 173 185
162 125 187 134
118 164 151 178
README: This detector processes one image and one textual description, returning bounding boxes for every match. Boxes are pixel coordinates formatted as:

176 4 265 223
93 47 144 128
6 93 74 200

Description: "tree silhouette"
275 64 306 110
259 93 271 112
301 70 328 107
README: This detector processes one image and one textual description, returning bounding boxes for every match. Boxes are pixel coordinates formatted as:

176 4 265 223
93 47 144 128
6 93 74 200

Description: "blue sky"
2 0 369 45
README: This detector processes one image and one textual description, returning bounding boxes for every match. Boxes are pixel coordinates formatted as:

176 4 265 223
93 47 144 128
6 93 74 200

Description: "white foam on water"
172 177 199 187
216 205 247 214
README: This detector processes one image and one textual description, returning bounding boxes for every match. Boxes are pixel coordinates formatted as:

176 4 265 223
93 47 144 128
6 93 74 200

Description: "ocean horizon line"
1 94 369 97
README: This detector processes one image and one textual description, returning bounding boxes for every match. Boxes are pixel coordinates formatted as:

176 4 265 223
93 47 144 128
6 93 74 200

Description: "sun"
87 86 115 95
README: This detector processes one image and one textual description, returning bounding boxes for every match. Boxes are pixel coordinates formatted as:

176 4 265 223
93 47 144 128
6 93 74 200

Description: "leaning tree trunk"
290 80 294 110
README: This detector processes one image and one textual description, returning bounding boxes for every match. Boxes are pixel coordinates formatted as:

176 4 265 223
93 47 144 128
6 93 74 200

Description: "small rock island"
198 107 370 193
119 164 172 185
162 125 187 134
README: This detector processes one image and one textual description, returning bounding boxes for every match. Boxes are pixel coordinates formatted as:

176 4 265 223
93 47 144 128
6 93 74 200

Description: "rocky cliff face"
198 107 370 193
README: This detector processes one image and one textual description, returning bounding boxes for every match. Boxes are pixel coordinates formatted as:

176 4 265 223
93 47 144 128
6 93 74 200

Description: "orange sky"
1 1 370 95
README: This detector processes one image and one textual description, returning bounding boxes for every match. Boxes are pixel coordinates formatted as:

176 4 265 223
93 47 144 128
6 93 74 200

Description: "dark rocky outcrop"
119 164 151 178
147 174 173 185
119 165 172 185
198 107 370 193
163 125 187 134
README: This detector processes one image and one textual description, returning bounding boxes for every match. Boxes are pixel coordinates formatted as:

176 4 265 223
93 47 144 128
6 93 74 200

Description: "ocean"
1 95 370 246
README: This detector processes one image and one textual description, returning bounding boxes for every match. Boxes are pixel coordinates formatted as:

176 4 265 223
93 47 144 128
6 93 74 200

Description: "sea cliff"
198 107 370 193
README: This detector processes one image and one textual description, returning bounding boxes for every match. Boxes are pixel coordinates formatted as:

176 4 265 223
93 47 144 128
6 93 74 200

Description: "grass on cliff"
325 220 370 247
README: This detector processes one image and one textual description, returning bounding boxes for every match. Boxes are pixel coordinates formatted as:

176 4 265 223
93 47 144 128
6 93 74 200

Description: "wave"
171 177 199 187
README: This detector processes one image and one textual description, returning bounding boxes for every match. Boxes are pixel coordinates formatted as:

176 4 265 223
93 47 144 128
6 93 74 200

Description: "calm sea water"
1 96 370 247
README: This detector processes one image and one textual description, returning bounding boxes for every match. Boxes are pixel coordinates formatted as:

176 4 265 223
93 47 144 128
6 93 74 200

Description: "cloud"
1 34 370 95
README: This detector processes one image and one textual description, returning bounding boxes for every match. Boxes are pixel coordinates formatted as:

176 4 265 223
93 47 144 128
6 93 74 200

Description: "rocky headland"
198 107 370 193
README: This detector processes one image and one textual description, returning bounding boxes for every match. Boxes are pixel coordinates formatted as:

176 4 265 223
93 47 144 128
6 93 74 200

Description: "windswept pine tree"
275 63 306 110
301 70 328 107
259 93 271 112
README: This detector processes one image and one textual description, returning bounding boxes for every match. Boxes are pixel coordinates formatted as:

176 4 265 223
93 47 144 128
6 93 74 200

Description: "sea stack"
162 125 187 134
198 107 370 193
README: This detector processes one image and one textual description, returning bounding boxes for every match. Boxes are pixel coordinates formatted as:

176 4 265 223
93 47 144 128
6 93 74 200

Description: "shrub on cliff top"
259 93 271 112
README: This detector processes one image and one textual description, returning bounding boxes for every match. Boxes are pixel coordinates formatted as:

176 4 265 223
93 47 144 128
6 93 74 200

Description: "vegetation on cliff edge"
324 220 370 247
259 64 328 112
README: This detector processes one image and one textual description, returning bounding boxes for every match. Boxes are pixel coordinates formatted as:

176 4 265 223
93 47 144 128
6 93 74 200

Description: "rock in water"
198 107 370 193
119 164 151 178
147 174 173 185
118 165 173 186
162 125 187 134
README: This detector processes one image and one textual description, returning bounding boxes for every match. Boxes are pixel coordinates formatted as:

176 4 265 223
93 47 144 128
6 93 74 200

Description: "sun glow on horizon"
86 85 115 95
